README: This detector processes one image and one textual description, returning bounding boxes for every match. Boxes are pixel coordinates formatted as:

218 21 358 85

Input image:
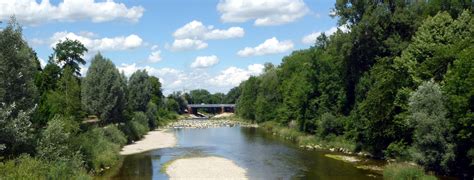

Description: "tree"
148 76 163 107
46 67 83 119
146 102 158 129
82 54 126 124
409 81 454 173
224 87 241 104
0 17 38 111
37 115 78 161
443 44 474 176
128 70 152 112
0 103 34 157
167 91 188 114
51 38 87 76
236 77 259 121
165 98 180 114
188 89 211 104
255 67 280 123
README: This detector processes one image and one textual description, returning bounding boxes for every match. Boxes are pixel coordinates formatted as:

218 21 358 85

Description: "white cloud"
208 64 264 87
117 63 264 95
173 20 244 40
168 39 208 51
237 37 293 57
191 55 219 68
169 20 244 51
148 50 162 63
0 0 144 26
50 31 143 54
217 0 309 26
302 25 350 44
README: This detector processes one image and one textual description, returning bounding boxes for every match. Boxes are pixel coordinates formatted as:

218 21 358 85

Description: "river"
110 126 382 179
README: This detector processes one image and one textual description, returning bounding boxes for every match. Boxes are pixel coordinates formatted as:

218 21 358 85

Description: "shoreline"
119 129 176 155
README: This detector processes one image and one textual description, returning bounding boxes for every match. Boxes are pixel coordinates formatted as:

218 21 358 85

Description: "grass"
383 163 436 180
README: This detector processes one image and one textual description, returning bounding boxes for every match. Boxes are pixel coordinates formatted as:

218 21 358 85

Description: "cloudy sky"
0 0 339 94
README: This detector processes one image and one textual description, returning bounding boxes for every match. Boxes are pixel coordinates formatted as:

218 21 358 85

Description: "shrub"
0 154 89 179
103 125 127 146
37 115 79 161
383 163 436 180
146 102 158 129
384 141 411 160
318 113 344 138
122 112 150 142
74 128 121 173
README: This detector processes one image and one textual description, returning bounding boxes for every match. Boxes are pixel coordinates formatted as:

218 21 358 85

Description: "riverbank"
164 119 258 129
120 129 176 155
165 156 247 179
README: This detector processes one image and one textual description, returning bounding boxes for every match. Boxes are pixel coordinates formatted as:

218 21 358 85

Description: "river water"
110 126 382 179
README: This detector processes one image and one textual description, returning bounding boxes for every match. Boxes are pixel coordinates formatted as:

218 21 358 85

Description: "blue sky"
1 0 340 94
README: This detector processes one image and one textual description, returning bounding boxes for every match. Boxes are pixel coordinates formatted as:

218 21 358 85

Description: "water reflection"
112 127 381 180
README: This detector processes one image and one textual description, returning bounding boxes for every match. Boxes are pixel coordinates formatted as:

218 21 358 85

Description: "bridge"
187 104 235 114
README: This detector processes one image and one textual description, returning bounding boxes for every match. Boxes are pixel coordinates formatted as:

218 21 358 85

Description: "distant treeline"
0 18 178 178
235 1 473 178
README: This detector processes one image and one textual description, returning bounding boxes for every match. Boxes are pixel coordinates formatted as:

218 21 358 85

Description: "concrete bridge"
187 104 235 114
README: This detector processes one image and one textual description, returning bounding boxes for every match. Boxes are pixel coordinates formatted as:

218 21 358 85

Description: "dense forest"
234 1 473 178
0 18 179 178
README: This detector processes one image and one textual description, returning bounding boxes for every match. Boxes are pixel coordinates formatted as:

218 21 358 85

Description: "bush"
103 125 127 146
0 154 89 179
122 112 150 142
37 115 79 161
318 113 344 138
384 141 411 160
146 102 158 129
73 128 121 173
383 163 436 180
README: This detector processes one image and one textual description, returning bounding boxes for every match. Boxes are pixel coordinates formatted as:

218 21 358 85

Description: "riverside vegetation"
1 1 473 180
231 1 473 179
0 18 180 179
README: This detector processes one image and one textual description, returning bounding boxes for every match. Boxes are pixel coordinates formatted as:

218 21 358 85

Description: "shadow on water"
110 127 383 180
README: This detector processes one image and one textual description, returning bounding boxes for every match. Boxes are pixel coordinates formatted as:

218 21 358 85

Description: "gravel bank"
165 156 247 180
164 119 258 129
120 129 176 155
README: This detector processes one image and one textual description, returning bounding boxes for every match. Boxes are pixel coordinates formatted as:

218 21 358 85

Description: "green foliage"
37 115 78 161
74 128 121 173
82 53 126 124
236 76 259 121
0 103 34 156
0 17 38 112
0 154 89 179
128 70 152 112
443 44 474 175
149 76 163 106
51 38 88 76
165 98 180 114
124 112 149 141
167 91 188 114
409 81 454 173
103 125 127 147
146 101 159 129
46 67 83 119
255 67 280 123
224 87 241 104
318 113 344 138
383 163 436 180
188 89 212 104
384 141 411 161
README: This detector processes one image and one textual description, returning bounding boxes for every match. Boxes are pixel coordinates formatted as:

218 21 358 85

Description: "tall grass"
383 163 436 180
